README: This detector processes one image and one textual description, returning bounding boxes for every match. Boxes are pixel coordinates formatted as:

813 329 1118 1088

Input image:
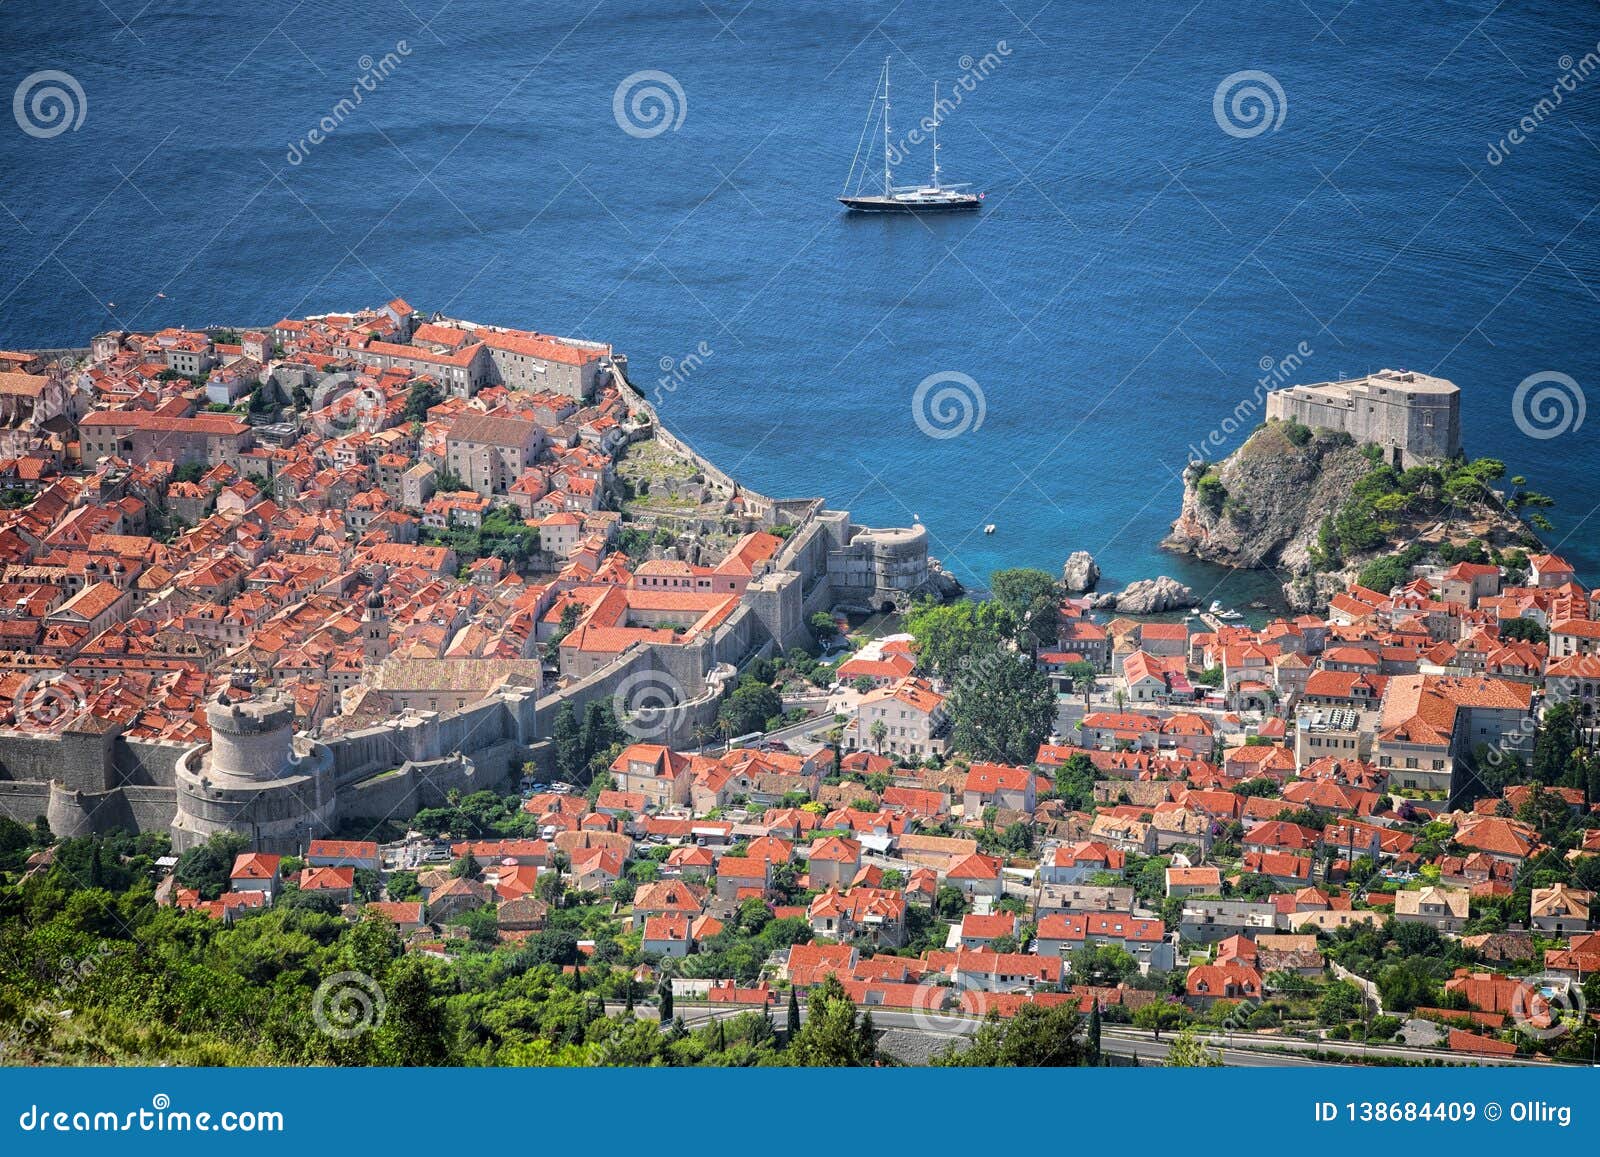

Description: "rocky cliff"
1163 421 1537 610
1165 424 1370 572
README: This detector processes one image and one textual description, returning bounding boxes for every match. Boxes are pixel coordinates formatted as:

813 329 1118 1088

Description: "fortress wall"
47 781 133 840
326 745 526 812
0 729 117 794
430 699 513 768
337 764 423 821
1265 376 1460 467
115 738 187 788
329 723 421 785
0 781 51 827
122 786 178 832
621 389 784 521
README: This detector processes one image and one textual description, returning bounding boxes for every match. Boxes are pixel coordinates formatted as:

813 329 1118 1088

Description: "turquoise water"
2 0 1596 604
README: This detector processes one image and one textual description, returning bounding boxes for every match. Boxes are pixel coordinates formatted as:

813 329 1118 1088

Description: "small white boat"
983 524 996 535
1209 600 1224 614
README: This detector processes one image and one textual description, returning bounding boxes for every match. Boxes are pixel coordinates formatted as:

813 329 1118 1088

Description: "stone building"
78 410 253 469
826 524 933 613
480 330 610 400
444 411 545 496
1264 368 1460 468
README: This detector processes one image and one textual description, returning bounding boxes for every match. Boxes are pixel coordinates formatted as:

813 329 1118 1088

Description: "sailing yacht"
839 59 983 213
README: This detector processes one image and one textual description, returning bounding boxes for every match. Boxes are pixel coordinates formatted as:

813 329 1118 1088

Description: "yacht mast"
882 57 892 197
931 81 941 191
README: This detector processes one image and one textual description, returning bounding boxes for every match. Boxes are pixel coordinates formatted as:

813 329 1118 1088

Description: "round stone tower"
206 693 297 781
171 689 336 853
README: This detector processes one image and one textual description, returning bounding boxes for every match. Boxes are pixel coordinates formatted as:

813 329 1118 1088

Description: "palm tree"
691 723 710 754
1076 670 1096 717
869 719 888 755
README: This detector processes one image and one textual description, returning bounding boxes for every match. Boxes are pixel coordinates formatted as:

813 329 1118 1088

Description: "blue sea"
2 0 1597 604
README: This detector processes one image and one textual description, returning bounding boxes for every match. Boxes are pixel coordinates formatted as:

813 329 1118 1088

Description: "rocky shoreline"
1161 420 1541 611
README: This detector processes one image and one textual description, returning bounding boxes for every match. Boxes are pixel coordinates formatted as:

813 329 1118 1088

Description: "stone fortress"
0 367 950 851
1264 368 1461 468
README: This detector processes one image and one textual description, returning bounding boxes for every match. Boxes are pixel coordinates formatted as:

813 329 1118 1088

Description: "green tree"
903 598 1017 680
786 976 873 1066
989 568 1061 651
1132 1000 1190 1038
403 379 440 421
787 986 801 1035
948 650 1056 764
1051 753 1097 811
719 677 783 736
935 1002 1088 1067
1164 1024 1223 1066
375 955 448 1066
1533 700 1580 786
1501 617 1547 644
1318 979 1364 1025
553 701 584 781
936 885 968 919
174 831 248 899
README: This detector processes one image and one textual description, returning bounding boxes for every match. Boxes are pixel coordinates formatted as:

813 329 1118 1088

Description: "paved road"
667 1004 1557 1067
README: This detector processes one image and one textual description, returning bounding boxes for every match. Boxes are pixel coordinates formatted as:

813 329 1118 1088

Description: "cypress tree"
787 986 801 1035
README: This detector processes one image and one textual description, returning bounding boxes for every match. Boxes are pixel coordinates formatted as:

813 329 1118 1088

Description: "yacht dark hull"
838 194 981 213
